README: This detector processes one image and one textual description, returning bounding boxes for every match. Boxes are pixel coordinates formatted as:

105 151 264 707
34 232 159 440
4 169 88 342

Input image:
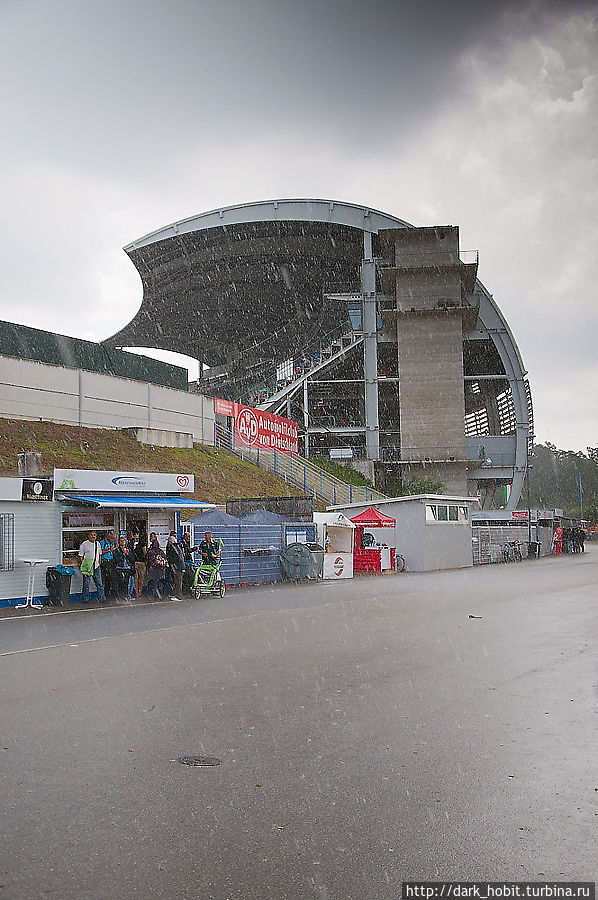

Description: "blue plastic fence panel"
189 522 316 587
240 525 283 584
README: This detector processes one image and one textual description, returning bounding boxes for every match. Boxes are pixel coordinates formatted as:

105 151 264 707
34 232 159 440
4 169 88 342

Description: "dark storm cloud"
0 0 596 447
2 0 590 180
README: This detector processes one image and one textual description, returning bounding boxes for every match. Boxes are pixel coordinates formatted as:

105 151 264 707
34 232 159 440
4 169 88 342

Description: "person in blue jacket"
99 530 117 599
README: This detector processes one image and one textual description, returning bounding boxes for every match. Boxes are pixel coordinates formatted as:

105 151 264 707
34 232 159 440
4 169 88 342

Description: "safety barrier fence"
472 524 530 565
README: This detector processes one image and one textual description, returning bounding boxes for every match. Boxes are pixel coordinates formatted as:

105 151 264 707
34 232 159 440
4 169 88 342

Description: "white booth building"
327 495 478 572
313 512 355 579
0 469 213 607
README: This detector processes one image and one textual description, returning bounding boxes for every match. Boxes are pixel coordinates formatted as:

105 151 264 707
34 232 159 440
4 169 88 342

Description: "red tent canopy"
350 506 396 527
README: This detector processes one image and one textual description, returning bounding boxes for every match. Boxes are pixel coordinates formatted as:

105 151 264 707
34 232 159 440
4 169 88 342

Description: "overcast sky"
1 0 596 451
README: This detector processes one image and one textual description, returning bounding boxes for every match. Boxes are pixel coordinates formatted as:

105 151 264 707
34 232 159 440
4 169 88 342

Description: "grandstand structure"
105 199 533 508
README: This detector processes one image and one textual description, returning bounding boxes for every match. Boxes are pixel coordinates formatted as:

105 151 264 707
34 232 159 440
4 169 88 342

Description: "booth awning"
350 506 396 527
57 493 216 510
320 513 355 528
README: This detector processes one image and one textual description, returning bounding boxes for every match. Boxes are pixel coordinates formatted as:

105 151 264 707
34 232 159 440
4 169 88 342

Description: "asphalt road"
1 550 596 899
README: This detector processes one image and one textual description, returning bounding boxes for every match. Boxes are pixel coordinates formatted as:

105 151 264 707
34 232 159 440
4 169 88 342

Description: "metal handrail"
459 250 479 265
214 422 386 506
388 445 469 461
379 445 515 466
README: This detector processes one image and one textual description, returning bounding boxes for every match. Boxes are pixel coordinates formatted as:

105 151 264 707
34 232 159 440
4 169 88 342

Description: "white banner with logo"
54 469 194 493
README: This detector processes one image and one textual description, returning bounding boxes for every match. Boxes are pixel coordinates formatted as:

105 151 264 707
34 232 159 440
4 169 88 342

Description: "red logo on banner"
237 408 259 445
333 556 344 576
176 475 190 488
223 401 298 455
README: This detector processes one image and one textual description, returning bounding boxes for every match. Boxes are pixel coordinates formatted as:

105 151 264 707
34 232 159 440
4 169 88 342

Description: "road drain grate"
178 756 222 767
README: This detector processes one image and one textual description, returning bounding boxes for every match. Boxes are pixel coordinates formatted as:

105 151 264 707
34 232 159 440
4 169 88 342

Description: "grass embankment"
0 418 302 506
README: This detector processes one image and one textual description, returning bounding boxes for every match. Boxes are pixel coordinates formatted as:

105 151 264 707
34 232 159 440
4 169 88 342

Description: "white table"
16 559 50 610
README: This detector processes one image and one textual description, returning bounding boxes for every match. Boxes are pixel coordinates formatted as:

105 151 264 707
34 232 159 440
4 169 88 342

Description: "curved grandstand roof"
105 197 526 386
123 199 411 251
105 200 411 368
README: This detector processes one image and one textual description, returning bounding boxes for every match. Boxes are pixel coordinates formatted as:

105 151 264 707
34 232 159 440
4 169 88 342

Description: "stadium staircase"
214 421 386 507
257 328 364 415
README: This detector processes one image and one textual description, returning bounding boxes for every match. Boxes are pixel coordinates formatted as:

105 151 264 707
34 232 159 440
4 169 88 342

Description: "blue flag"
576 473 582 503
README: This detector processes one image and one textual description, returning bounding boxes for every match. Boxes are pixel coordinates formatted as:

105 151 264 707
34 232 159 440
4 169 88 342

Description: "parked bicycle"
502 540 523 563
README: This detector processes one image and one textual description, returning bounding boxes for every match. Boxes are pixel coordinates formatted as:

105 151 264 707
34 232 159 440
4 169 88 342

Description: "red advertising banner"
214 397 235 417
215 399 298 455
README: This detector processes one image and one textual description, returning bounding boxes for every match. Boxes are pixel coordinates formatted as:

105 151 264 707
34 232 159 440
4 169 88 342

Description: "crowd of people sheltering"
552 526 586 556
76 528 221 604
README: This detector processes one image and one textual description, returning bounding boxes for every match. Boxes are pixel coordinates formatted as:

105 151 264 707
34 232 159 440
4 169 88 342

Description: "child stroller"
192 560 226 598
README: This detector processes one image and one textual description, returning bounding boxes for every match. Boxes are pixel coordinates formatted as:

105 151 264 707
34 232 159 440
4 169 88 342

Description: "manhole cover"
178 756 222 767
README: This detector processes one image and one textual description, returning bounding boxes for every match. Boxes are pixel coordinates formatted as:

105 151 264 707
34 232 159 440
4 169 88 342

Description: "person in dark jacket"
146 534 167 600
132 530 147 598
181 531 198 562
166 532 185 600
113 535 134 602
181 531 198 595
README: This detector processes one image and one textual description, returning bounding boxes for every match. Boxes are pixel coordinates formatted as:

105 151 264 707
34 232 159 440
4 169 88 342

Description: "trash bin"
280 542 324 581
304 542 325 579
527 541 541 559
46 565 74 606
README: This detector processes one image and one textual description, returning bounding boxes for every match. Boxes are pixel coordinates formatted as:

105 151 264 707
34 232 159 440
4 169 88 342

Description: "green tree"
524 443 598 520
382 474 445 497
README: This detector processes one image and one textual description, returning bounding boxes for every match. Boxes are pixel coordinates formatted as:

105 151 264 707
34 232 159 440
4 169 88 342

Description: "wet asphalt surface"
1 550 596 899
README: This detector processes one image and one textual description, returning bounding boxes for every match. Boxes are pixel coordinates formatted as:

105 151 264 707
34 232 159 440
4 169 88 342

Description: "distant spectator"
181 531 198 563
181 531 198 595
198 530 222 567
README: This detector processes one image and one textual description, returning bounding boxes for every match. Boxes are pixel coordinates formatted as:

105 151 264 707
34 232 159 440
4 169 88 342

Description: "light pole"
526 436 535 555
526 462 532 547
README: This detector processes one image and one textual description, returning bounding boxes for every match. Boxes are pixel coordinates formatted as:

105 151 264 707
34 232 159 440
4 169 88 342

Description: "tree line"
525 443 598 521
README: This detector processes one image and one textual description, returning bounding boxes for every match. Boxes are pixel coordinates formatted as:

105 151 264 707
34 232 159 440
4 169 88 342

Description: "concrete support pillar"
362 231 380 461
